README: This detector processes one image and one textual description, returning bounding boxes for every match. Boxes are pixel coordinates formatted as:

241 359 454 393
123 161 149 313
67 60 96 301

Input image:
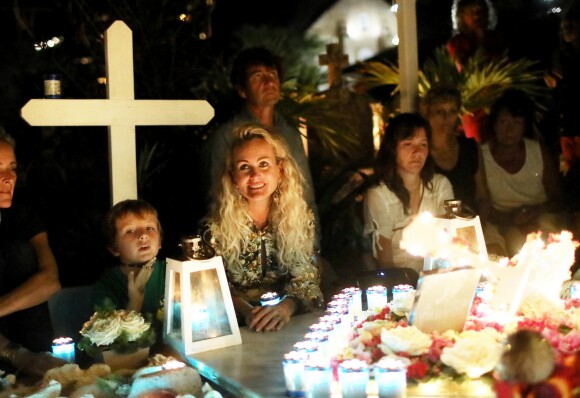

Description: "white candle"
366 285 388 310
52 337 75 363
304 359 332 398
392 284 414 301
260 291 281 306
283 351 308 397
375 358 407 398
342 287 363 316
338 359 369 398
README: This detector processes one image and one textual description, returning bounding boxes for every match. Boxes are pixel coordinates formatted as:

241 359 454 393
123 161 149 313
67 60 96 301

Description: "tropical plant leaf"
358 45 548 117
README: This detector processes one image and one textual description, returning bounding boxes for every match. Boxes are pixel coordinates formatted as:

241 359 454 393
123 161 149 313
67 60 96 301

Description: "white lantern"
163 257 242 355
423 200 488 271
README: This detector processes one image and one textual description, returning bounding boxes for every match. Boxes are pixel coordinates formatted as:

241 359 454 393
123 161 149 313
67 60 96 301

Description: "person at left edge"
0 127 64 376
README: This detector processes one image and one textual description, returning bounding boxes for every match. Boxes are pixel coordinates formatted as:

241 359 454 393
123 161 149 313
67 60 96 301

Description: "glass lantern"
163 257 242 355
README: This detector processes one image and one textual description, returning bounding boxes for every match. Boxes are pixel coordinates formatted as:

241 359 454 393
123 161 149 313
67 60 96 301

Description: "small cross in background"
319 43 349 90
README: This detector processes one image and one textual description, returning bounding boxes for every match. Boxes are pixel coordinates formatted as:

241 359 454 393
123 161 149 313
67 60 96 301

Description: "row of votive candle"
283 286 414 397
283 354 407 398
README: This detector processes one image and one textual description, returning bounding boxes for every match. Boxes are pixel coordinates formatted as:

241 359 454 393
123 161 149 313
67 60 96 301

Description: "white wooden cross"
21 21 214 205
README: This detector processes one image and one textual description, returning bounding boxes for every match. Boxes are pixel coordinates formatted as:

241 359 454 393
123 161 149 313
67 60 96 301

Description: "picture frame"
423 215 488 271
409 266 482 334
164 257 242 355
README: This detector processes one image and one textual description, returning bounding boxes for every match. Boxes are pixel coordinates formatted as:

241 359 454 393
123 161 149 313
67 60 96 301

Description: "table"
177 311 495 398
182 311 323 398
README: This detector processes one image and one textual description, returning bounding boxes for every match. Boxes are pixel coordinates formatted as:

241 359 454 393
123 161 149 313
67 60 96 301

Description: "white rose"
83 317 123 346
440 328 503 378
519 293 566 321
120 311 151 341
379 326 432 356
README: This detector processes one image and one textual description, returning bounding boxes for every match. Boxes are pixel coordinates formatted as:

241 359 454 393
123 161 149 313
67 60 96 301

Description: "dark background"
0 0 573 286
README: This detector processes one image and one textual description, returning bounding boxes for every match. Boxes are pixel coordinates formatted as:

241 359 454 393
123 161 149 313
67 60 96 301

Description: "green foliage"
359 46 548 116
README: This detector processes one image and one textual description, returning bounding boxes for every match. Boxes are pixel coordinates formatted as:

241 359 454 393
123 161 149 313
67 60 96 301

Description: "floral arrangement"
338 293 580 385
78 309 156 358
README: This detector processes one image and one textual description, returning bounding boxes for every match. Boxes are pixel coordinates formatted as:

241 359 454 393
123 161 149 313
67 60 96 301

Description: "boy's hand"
127 258 155 311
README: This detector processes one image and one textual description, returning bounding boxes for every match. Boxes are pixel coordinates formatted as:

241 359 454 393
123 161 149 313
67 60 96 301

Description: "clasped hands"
244 299 295 333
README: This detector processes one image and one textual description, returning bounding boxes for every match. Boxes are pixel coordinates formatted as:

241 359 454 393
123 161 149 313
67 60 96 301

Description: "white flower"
440 328 503 378
119 311 151 341
519 294 567 323
82 316 123 346
389 291 416 316
379 326 432 356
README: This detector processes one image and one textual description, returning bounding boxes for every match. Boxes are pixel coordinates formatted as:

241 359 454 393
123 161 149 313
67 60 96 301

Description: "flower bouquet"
78 309 156 363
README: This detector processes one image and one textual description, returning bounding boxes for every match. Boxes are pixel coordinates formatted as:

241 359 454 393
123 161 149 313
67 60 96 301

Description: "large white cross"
21 21 214 205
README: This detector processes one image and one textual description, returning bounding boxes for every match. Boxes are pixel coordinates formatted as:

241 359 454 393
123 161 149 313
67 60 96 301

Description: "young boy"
93 199 165 317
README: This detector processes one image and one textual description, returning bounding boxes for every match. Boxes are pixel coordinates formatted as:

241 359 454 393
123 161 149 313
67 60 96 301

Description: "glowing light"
392 36 400 46
391 4 399 13
162 360 186 370
199 32 207 40
346 12 382 40
47 40 55 48
97 77 107 85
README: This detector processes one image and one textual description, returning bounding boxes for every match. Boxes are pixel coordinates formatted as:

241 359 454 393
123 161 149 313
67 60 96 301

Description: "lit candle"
162 360 186 370
260 291 281 306
308 322 334 334
293 340 319 356
304 358 332 398
283 351 308 397
342 287 363 315
374 358 407 398
571 282 580 299
304 332 329 358
52 337 75 363
392 284 414 301
366 285 388 310
338 359 369 398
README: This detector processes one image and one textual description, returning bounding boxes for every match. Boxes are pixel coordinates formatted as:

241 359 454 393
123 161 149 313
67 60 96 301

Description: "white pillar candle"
342 287 363 315
366 285 388 310
338 359 370 398
375 358 407 398
392 284 414 301
283 351 308 397
52 337 75 363
304 358 332 398
260 291 281 306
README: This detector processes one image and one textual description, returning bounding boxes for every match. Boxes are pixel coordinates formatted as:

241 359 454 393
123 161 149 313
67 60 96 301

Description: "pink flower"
428 335 455 363
407 360 429 379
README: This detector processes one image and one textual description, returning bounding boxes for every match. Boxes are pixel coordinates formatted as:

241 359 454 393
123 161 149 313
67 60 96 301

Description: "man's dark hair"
230 47 284 90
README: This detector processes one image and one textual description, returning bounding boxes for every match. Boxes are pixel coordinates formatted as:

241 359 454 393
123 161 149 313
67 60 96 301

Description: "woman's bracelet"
0 342 21 364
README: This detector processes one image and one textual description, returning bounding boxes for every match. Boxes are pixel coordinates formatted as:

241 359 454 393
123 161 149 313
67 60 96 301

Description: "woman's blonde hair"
207 123 313 272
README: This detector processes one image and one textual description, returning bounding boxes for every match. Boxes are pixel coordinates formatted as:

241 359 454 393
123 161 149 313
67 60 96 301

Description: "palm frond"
279 92 361 162
356 61 400 95
357 46 548 117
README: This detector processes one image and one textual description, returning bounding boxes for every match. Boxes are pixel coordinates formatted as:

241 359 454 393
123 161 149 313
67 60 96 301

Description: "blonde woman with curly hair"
206 123 323 332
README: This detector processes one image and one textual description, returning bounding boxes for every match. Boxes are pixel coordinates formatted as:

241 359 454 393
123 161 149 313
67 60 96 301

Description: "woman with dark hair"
363 113 454 272
479 90 565 256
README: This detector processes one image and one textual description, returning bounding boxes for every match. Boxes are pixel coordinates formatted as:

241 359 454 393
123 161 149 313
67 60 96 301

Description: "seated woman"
205 124 323 333
479 90 566 257
0 128 64 376
421 85 484 211
364 113 454 273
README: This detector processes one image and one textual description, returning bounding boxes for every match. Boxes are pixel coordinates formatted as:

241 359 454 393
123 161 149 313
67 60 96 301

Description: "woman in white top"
479 90 564 256
364 113 454 272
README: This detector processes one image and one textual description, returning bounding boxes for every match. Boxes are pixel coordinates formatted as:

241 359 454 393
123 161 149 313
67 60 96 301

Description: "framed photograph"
409 266 482 334
164 257 242 355
423 215 488 271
